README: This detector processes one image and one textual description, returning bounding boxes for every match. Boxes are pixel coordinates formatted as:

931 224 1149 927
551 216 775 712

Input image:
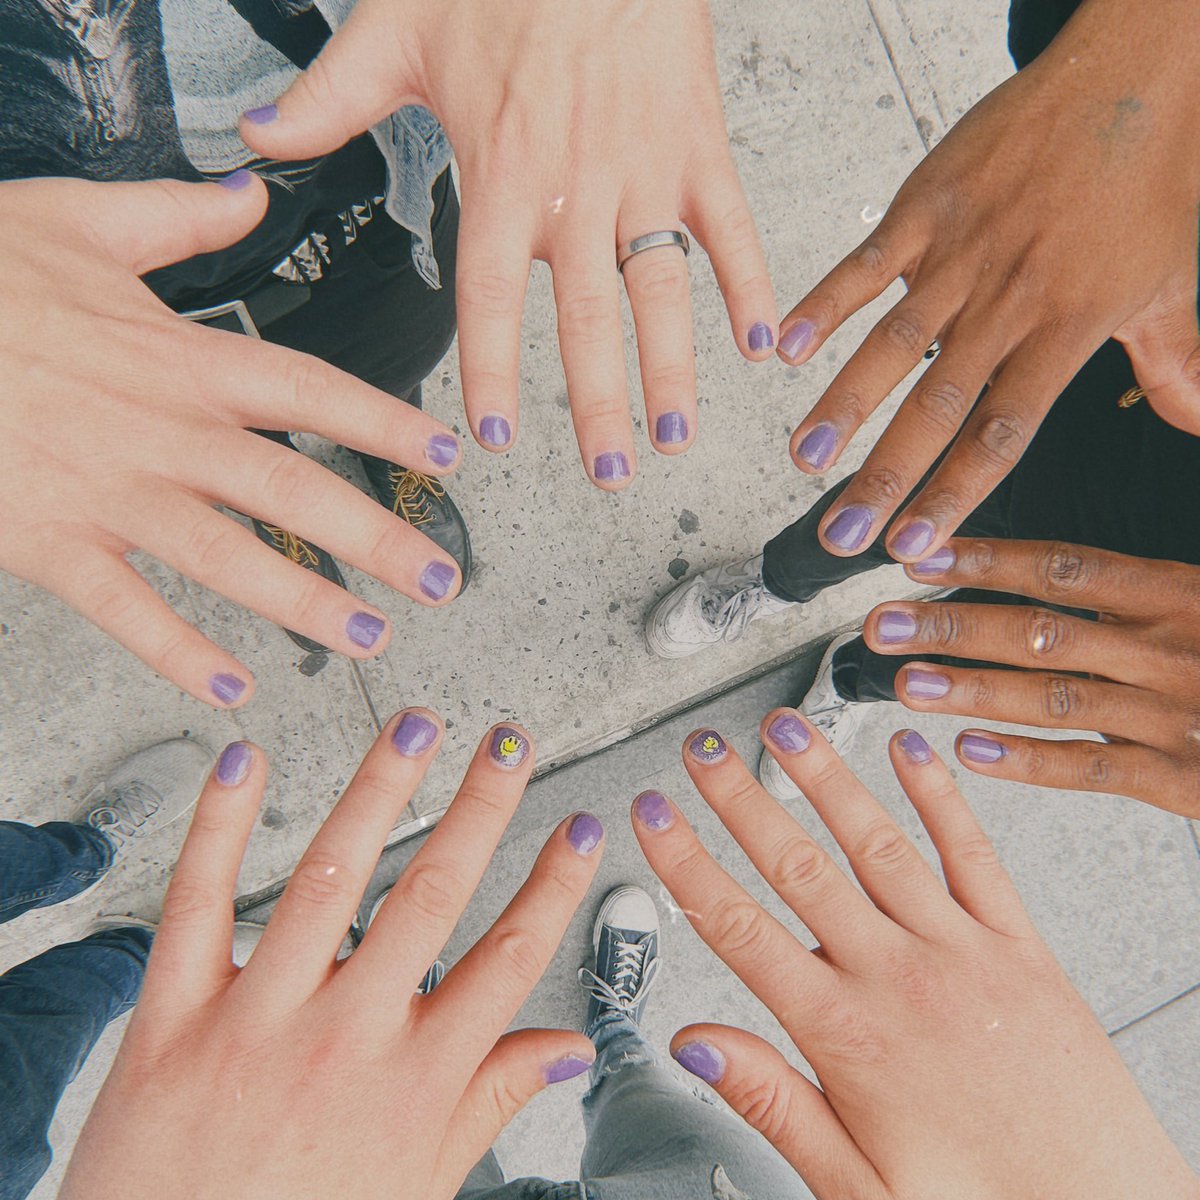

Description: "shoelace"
86 780 163 849
388 467 445 526
577 932 660 1016
263 524 321 569
705 581 775 644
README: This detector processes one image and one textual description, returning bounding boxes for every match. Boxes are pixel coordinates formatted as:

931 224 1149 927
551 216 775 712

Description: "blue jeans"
0 822 152 1200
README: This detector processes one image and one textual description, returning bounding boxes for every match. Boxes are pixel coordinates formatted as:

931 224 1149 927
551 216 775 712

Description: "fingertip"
487 723 535 770
907 543 958 579
344 610 391 656
652 411 694 455
424 432 463 473
685 728 729 766
208 671 254 709
565 811 605 857
476 413 516 452
956 730 1008 768
777 317 820 365
417 560 461 605
761 708 813 756
742 321 779 361
590 450 637 491
214 740 260 788
891 728 934 767
671 1037 727 1085
790 421 841 474
389 707 444 758
632 789 675 832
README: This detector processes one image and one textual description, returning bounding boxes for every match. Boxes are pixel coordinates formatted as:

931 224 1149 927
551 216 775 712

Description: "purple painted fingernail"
392 712 439 757
210 673 246 705
892 520 935 559
766 713 810 754
912 545 957 576
426 434 459 468
491 726 529 768
673 1041 726 1084
544 1054 592 1084
825 505 874 552
960 733 1006 764
634 790 673 830
689 730 727 764
877 610 918 644
346 612 385 650
594 452 630 483
479 415 512 448
796 423 838 470
905 668 951 700
218 168 253 191
216 741 252 786
567 812 604 855
419 561 457 601
243 103 278 125
655 412 688 445
778 319 816 360
748 322 774 352
898 729 932 764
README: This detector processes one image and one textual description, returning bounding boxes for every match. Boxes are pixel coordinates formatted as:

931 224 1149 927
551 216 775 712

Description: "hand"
240 0 777 489
633 718 1198 1199
0 176 465 708
853 538 1200 818
61 714 604 1199
778 0 1200 559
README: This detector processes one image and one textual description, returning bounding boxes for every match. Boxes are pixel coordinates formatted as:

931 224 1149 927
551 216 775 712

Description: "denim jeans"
0 822 152 1200
455 1012 811 1200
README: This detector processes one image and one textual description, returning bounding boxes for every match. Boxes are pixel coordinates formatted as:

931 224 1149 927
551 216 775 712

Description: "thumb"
669 1023 885 1200
1115 287 1200 436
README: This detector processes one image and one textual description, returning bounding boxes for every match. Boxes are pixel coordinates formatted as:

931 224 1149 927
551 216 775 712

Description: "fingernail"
426 434 459 468
218 168 253 191
544 1054 592 1084
912 545 957 576
491 726 530 768
795 422 838 470
877 610 918 644
689 730 727 764
655 412 689 445
825 505 874 552
898 729 932 764
392 712 439 757
346 612 385 649
243 103 278 125
594 452 630 483
779 319 816 360
567 812 604 855
892 520 935 559
419 561 457 601
905 668 951 700
673 1041 726 1084
216 741 252 786
960 733 1006 764
633 790 674 831
210 673 246 705
748 322 774 351
479 414 512 448
766 713 810 754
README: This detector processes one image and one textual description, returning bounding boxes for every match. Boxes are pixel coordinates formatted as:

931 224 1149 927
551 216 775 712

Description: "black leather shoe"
251 519 346 654
356 453 473 591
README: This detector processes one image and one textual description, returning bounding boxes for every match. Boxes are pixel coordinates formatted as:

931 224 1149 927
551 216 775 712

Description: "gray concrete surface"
2 1 1196 1196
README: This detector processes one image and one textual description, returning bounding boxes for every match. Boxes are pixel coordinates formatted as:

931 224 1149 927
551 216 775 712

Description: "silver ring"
617 229 691 273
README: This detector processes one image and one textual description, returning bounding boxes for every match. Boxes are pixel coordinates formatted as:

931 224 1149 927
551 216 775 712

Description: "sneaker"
578 885 660 1031
357 453 473 593
365 887 446 993
644 554 793 659
252 518 346 654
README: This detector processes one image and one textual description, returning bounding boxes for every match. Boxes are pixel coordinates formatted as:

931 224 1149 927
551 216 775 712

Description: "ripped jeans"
455 1012 812 1200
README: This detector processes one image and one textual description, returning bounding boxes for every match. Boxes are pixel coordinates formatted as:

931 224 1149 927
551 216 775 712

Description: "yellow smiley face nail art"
690 730 727 763
492 727 529 768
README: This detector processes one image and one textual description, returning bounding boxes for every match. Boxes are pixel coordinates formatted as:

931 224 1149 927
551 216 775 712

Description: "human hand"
633 719 1198 1199
853 538 1200 818
0 176 465 708
240 0 777 488
61 713 604 1199
778 0 1200 559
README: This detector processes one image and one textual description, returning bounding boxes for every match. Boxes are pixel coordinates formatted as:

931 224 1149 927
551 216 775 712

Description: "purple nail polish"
960 733 1006 764
243 103 278 125
634 790 673 830
210 673 246 705
748 322 774 352
544 1054 592 1084
673 1041 726 1084
891 521 935 560
796 423 838 470
778 319 816 360
825 506 874 552
898 729 932 764
594 452 630 483
689 730 727 764
766 713 810 754
905 668 951 700
911 545 957 576
392 712 439 757
655 412 688 445
491 726 529 768
567 812 604 855
216 741 252 786
218 168 253 191
479 414 512 448
419 561 457 601
426 434 459 468
346 612 385 650
877 610 918 644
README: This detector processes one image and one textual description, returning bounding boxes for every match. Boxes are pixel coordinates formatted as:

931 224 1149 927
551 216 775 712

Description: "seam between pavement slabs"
1108 980 1200 1039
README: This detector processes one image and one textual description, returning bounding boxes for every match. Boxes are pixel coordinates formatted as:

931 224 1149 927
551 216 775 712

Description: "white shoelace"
86 781 162 849
578 932 660 1015
703 582 777 643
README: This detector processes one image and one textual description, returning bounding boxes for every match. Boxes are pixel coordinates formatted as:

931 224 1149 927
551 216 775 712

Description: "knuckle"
260 453 318 515
1043 675 1083 721
457 267 522 319
877 311 925 355
1076 745 1115 789
631 257 689 305
285 855 356 910
396 860 463 926
286 574 332 636
854 238 891 280
888 953 947 1013
161 879 227 929
279 352 330 415
951 831 1001 870
971 409 1028 467
83 575 141 631
927 602 967 649
705 895 774 959
1027 608 1074 660
770 835 831 895
642 361 695 399
737 1078 795 1145
854 465 910 510
489 926 543 983
180 518 240 579
965 671 997 711
852 821 913 874
1040 543 1093 596
556 290 616 341
808 993 888 1066
910 380 970 434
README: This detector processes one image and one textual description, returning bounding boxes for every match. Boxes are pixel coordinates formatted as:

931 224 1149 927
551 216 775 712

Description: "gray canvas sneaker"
578 885 661 1032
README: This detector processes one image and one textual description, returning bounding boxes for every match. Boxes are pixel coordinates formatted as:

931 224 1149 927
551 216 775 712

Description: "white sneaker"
644 554 794 659
88 915 264 966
